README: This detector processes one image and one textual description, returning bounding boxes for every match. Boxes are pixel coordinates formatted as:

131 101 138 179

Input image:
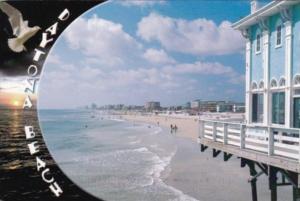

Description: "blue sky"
39 0 254 109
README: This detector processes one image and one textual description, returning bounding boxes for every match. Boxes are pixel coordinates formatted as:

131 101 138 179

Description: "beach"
121 113 292 201
121 114 200 141
1 109 291 201
26 109 293 201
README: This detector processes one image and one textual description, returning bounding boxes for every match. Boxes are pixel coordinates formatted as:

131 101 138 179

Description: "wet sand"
122 114 292 201
122 114 199 141
165 137 292 201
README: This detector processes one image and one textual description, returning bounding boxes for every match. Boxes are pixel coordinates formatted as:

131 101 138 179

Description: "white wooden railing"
199 120 300 160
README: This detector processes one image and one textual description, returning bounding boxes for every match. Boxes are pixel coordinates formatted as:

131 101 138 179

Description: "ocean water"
38 110 199 201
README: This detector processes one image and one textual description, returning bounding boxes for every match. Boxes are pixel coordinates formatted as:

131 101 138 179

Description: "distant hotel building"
233 0 300 128
145 101 160 111
191 99 201 110
191 100 244 113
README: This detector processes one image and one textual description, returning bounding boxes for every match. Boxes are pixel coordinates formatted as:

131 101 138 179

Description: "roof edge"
232 0 289 30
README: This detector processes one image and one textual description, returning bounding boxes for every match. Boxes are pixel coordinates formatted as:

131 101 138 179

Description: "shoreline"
118 114 292 201
121 114 200 142
116 114 201 200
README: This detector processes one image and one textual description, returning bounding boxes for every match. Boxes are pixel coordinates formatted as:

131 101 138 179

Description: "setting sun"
12 100 20 107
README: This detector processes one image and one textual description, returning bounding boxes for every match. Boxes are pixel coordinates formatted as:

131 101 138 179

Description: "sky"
38 0 253 109
0 76 28 109
0 1 102 109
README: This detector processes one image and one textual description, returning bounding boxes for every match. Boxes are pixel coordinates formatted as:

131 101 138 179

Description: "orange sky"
0 92 24 109
0 76 38 109
0 92 37 109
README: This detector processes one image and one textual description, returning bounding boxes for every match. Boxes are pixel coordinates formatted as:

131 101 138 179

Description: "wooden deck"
198 119 300 173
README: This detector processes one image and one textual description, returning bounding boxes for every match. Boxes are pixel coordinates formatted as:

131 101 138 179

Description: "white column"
263 30 270 126
245 40 252 124
285 20 293 128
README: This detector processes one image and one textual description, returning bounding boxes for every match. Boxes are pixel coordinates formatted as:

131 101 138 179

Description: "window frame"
275 24 282 48
252 93 264 124
270 78 278 89
256 33 261 54
294 74 300 87
271 91 285 126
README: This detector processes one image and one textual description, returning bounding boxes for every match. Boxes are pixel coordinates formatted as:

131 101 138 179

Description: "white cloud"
0 76 27 94
64 15 142 67
143 48 176 64
46 54 62 65
162 61 244 85
164 61 234 75
39 57 244 109
39 11 245 108
119 0 166 7
137 13 245 56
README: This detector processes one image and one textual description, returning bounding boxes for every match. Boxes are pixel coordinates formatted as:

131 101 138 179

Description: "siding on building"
269 13 285 82
292 4 300 79
250 24 264 84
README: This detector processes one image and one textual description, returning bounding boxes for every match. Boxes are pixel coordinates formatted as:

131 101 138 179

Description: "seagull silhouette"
0 2 40 53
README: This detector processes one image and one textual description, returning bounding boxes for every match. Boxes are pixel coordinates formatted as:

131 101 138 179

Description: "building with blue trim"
199 2 300 200
233 0 300 129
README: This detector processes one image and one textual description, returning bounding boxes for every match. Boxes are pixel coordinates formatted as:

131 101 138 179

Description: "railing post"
278 131 282 143
213 122 217 142
199 120 205 139
223 123 228 145
240 124 246 149
268 127 274 156
298 130 300 163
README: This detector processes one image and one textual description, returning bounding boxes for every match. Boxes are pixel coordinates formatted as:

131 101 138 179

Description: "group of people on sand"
170 124 178 134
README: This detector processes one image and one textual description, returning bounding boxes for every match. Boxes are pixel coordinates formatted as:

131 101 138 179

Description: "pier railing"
199 120 300 160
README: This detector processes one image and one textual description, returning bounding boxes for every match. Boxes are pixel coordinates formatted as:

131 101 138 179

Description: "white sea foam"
109 118 125 122
129 139 141 145
149 126 162 136
144 147 200 201
165 184 200 201
46 110 200 201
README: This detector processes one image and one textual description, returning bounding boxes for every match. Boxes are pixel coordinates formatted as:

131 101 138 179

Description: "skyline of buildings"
86 98 245 113
37 1 250 110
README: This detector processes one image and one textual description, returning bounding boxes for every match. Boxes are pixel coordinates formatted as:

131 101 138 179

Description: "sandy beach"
122 114 200 141
121 114 291 201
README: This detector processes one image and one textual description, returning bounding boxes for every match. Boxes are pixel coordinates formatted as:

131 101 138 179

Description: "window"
294 97 300 128
272 92 285 125
259 81 264 89
294 75 300 86
279 77 285 87
295 89 300 96
276 25 282 46
252 93 263 123
252 82 258 90
270 79 278 88
256 34 261 53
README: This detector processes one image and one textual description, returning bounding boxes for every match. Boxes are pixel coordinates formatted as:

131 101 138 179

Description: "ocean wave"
129 139 141 145
106 147 150 157
145 148 199 201
165 184 200 201
109 118 125 122
150 127 163 135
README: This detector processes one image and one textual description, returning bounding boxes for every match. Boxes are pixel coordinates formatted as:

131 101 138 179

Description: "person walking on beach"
174 125 178 133
170 124 173 133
